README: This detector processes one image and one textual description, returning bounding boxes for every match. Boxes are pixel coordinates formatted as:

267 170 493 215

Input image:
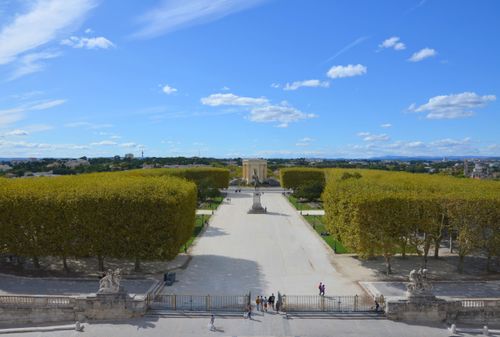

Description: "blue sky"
0 0 499 158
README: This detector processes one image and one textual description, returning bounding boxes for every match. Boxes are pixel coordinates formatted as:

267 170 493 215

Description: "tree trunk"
486 253 492 273
98 255 104 272
134 258 141 272
401 239 407 259
384 254 392 275
62 256 69 273
457 254 465 273
33 256 40 269
433 235 441 258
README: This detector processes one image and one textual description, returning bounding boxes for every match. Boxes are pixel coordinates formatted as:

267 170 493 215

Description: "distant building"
64 159 90 168
471 161 489 179
124 153 134 159
242 159 267 184
0 164 12 172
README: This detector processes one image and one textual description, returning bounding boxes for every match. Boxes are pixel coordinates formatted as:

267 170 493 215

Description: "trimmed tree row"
323 169 500 274
0 173 197 272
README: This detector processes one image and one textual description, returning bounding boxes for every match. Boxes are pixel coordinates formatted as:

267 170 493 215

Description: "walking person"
255 296 260 311
269 294 275 311
263 297 268 312
247 304 252 319
318 282 323 296
209 314 215 331
320 283 326 296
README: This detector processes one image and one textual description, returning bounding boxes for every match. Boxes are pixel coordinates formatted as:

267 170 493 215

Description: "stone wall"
0 293 147 326
386 297 500 325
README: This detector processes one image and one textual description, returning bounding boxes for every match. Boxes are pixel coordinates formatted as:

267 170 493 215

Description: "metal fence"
281 294 380 312
152 294 250 312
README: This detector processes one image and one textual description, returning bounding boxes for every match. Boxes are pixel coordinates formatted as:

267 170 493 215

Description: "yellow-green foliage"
123 167 230 189
0 173 197 262
323 169 500 272
280 168 325 189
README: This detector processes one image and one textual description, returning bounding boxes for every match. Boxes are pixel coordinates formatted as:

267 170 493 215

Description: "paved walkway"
163 191 360 296
3 315 492 337
361 280 500 299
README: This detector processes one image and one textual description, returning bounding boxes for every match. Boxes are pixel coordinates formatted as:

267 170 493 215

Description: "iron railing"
152 294 249 312
281 294 379 312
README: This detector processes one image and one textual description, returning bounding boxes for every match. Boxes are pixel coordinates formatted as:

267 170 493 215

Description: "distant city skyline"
0 0 499 158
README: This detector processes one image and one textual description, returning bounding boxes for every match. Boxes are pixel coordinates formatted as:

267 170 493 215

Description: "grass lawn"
304 215 349 254
198 196 224 210
287 195 323 210
181 215 211 252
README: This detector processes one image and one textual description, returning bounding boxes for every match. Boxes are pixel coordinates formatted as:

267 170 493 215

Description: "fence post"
354 295 358 311
173 295 176 310
207 295 210 311
321 295 325 311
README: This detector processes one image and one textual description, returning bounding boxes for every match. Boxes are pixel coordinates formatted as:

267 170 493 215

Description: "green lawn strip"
198 196 224 210
181 215 211 252
287 195 322 210
304 215 349 254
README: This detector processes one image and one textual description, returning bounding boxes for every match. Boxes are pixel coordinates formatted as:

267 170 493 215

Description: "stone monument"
405 267 435 301
242 159 267 184
248 169 266 214
97 268 127 297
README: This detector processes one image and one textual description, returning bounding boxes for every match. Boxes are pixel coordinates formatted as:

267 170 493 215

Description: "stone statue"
251 169 259 189
98 268 122 294
406 267 433 298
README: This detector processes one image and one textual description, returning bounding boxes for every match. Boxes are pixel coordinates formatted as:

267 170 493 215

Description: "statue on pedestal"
248 169 266 214
98 268 124 294
406 267 435 300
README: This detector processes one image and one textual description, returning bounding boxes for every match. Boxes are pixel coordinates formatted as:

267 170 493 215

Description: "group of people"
318 282 326 296
255 294 277 312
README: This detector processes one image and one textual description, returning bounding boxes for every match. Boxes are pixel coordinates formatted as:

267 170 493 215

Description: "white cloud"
61 36 114 49
162 84 178 95
380 123 392 128
327 64 367 79
249 103 316 128
201 93 268 106
409 48 437 62
8 51 61 80
119 142 138 148
132 0 267 39
4 129 29 136
65 122 113 129
30 99 66 110
357 132 390 142
84 28 93 34
0 0 96 65
379 36 406 50
296 137 314 146
221 86 230 91
409 92 496 119
90 140 117 146
283 79 330 91
271 83 281 89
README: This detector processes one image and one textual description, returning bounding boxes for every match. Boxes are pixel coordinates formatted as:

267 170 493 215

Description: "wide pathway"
163 190 360 296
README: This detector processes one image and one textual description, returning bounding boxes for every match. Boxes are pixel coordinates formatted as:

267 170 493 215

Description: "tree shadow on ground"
201 227 228 238
356 255 500 282
163 254 267 296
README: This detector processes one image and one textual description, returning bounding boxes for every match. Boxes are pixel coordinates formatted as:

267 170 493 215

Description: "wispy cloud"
283 79 329 91
8 51 61 80
0 99 66 127
323 36 369 64
296 137 314 146
327 64 367 79
409 47 437 62
0 0 96 65
380 123 392 128
65 121 113 129
408 92 496 119
132 0 268 39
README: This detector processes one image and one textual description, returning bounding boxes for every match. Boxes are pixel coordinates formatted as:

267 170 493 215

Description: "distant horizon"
1 1 499 158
